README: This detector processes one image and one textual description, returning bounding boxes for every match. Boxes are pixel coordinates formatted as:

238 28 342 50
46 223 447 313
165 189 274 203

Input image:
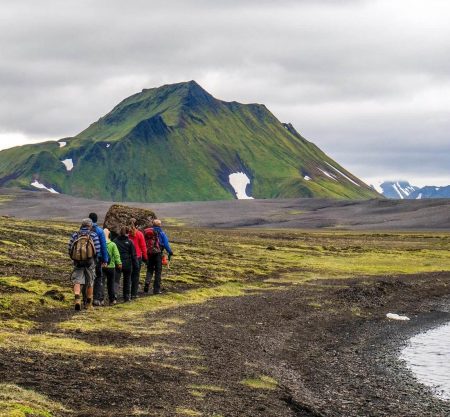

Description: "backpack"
70 232 96 263
144 228 161 256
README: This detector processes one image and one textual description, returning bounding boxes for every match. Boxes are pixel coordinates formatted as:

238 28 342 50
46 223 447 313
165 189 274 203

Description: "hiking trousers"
102 267 117 302
131 258 142 298
146 253 162 292
93 259 104 302
117 267 132 301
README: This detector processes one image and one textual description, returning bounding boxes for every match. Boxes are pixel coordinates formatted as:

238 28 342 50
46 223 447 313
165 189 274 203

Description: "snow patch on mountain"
31 180 59 194
229 172 253 199
58 141 66 148
318 168 337 181
304 175 311 181
392 183 404 199
61 158 74 171
324 162 360 187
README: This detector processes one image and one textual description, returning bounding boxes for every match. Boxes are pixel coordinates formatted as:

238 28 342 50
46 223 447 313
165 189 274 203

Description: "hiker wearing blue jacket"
144 219 173 295
88 212 109 306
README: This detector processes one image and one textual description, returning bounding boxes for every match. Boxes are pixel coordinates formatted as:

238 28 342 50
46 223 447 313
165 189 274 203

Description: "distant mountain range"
0 81 379 202
373 181 450 199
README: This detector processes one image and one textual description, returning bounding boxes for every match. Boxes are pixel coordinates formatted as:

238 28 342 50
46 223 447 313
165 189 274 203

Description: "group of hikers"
68 212 173 311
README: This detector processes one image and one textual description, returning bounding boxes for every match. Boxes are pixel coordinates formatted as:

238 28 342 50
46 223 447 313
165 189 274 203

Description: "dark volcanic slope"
1 188 449 230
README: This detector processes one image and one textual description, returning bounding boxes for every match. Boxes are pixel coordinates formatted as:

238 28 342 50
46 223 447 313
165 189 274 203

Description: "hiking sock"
86 287 94 309
74 294 81 311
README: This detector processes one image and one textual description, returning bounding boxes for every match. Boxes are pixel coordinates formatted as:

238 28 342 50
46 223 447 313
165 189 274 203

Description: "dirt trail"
1 272 449 416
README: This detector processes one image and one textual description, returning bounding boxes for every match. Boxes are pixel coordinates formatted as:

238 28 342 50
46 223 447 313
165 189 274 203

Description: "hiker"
88 212 109 306
128 218 147 300
113 226 139 302
144 219 173 295
68 218 101 310
103 228 122 305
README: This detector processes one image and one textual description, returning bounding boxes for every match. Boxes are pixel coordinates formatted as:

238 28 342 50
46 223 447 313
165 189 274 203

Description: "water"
401 322 450 400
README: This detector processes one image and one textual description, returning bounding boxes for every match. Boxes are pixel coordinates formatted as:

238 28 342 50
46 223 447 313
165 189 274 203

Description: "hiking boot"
143 284 149 293
93 299 101 307
109 300 117 306
153 289 163 295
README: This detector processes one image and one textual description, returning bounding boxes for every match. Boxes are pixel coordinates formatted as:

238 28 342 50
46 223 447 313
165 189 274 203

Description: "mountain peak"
178 80 218 110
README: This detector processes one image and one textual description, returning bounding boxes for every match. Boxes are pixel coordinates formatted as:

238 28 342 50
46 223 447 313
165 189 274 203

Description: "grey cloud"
0 0 449 184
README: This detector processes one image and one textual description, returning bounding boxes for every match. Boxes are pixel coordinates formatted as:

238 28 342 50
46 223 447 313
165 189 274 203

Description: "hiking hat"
153 219 162 227
81 218 93 227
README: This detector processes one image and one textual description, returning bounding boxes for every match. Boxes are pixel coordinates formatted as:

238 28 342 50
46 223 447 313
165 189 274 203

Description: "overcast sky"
0 0 449 187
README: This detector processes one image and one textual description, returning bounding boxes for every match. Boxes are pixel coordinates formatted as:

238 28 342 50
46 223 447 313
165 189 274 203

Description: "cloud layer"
0 0 449 186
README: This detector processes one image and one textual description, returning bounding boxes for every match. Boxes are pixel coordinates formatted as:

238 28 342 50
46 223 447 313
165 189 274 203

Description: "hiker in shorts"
68 218 101 310
113 226 139 302
103 228 122 305
144 219 173 295
89 213 109 306
128 218 147 300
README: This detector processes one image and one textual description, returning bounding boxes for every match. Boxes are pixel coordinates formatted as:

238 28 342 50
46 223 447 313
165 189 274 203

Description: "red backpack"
144 228 161 256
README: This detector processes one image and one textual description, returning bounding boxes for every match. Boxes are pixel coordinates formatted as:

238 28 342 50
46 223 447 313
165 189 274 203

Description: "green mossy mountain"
0 81 379 202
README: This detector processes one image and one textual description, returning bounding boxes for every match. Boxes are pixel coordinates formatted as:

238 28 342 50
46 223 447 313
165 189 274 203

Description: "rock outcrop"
103 204 156 235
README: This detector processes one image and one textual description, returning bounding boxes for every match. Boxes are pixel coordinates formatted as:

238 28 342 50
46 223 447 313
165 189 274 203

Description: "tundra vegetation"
0 216 449 416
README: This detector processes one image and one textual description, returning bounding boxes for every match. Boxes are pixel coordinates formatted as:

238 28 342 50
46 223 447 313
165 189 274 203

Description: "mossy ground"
0 216 449 415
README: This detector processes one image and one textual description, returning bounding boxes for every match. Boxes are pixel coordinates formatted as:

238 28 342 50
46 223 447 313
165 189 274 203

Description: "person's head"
88 212 98 224
104 228 110 241
129 218 137 236
119 226 129 237
81 218 93 229
153 219 162 227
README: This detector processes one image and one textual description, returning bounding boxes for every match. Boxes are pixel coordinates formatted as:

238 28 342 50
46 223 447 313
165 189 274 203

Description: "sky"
0 0 449 187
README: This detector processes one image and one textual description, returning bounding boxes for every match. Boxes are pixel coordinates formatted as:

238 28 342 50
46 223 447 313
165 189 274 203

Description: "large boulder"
103 204 156 235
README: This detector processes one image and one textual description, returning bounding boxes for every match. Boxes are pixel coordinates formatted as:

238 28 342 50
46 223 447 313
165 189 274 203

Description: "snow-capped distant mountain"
373 181 450 199
375 181 419 199
409 186 450 199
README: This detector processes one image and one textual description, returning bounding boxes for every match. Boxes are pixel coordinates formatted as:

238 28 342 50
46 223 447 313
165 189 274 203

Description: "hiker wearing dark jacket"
102 228 122 305
128 219 147 300
144 219 173 295
113 226 139 302
88 213 109 306
68 218 101 310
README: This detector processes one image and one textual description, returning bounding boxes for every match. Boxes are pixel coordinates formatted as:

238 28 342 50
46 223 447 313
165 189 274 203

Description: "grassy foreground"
0 216 449 416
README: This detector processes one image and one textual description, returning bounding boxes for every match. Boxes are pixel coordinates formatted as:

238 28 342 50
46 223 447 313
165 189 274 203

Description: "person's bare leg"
74 283 81 311
86 286 94 309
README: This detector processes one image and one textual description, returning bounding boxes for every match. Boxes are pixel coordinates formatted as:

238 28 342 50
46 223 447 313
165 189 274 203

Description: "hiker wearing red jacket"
128 219 147 299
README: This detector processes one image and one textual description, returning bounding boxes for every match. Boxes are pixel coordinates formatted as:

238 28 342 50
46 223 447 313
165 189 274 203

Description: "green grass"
241 375 278 390
0 384 70 417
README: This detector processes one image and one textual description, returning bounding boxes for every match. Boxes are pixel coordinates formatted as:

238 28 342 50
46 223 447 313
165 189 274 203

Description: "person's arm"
139 231 148 262
129 240 139 270
98 228 109 264
92 233 101 257
113 243 122 268
68 232 76 256
161 231 173 255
